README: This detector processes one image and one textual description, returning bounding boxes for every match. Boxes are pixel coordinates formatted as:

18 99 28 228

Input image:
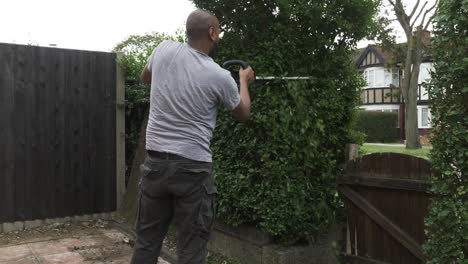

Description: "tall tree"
387 0 438 149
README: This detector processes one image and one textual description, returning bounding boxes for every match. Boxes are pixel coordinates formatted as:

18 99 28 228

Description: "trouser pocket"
193 183 217 241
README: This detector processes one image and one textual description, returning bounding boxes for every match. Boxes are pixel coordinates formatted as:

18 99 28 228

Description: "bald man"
130 9 255 264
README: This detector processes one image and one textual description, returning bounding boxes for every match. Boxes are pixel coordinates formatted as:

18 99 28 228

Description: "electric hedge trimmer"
222 60 310 86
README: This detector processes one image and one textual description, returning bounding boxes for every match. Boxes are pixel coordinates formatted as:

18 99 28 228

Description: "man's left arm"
140 65 151 84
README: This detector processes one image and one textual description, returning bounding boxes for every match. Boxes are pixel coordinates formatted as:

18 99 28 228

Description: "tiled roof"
355 31 432 67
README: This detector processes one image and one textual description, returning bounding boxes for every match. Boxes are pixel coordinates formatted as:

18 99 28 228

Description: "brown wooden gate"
339 152 433 264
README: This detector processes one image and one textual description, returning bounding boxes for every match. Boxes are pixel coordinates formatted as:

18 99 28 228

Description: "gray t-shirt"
145 40 240 162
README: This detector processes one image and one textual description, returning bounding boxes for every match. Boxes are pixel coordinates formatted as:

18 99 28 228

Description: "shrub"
355 110 398 143
192 0 380 243
423 0 468 262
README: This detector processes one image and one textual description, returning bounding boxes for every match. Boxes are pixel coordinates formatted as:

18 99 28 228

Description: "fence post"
116 52 126 209
345 144 359 163
344 143 358 256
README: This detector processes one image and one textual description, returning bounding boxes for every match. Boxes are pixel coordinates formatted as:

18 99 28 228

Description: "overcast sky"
0 0 196 52
0 0 436 52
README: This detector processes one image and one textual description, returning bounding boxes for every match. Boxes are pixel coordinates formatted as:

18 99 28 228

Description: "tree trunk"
388 1 431 149
405 84 421 149
116 111 149 226
406 32 423 149
401 32 423 149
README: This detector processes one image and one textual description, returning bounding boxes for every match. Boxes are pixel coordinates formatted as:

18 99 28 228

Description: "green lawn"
361 144 431 159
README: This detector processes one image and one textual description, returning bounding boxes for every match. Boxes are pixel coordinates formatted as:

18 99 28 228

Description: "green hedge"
423 0 468 262
212 78 361 244
355 110 398 143
192 0 380 243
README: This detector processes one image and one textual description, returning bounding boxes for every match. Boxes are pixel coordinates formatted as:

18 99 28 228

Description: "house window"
364 69 375 87
419 63 433 84
421 108 431 127
375 70 384 87
419 85 429 100
384 69 392 86
364 67 395 88
392 69 399 86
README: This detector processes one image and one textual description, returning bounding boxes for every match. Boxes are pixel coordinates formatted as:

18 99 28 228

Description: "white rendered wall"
359 105 400 112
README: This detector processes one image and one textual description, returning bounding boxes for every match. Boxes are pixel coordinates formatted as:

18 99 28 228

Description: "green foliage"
113 32 185 176
423 0 468 263
355 110 398 143
192 0 380 243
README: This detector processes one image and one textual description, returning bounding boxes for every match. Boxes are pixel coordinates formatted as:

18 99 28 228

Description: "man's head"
186 9 220 58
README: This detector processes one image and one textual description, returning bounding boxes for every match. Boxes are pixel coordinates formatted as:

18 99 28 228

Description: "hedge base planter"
208 221 342 264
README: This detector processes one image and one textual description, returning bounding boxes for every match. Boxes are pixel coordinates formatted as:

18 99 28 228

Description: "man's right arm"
231 67 254 122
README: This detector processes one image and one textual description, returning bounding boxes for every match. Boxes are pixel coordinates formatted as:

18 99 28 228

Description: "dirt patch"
0 220 111 246
71 239 131 262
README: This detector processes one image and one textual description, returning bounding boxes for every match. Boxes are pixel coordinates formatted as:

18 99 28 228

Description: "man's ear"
209 26 216 41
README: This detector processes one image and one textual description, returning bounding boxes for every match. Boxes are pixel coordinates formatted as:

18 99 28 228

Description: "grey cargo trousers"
130 151 217 264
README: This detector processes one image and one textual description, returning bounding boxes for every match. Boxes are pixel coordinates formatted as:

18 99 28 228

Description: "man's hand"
239 66 255 84
231 66 254 122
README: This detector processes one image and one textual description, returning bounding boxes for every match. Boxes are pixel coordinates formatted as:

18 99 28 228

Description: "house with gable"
354 32 433 140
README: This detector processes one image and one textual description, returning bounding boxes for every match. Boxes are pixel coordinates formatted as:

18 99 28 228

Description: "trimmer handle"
222 60 248 69
222 60 250 88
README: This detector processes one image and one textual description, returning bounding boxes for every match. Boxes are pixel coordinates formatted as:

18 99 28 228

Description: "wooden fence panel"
0 43 16 222
54 48 67 218
340 152 432 264
0 43 117 223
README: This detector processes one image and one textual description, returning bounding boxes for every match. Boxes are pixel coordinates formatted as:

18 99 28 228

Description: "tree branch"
409 0 421 19
387 0 396 8
388 0 405 15
395 0 406 14
389 0 412 36
420 0 438 28
410 1 428 28
424 2 439 30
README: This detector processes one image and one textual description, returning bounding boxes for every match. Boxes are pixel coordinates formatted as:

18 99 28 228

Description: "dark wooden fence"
339 152 432 264
0 43 117 223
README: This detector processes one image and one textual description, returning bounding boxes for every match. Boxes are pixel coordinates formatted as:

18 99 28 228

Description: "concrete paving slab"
38 252 85 264
1 256 39 264
28 238 98 257
0 244 33 262
0 226 172 264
